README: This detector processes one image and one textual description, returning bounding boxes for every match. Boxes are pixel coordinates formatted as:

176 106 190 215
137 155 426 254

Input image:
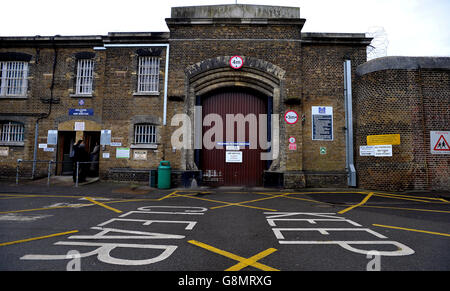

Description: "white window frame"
0 121 24 143
134 124 157 144
75 59 94 95
0 61 29 97
137 56 160 93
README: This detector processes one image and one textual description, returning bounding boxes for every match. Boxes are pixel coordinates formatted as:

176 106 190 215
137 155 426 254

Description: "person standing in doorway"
72 140 89 183
89 141 100 176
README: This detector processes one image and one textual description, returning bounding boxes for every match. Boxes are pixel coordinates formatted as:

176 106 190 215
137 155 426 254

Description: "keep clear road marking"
188 240 279 271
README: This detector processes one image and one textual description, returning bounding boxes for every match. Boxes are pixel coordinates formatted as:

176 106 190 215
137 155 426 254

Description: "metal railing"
15 159 99 187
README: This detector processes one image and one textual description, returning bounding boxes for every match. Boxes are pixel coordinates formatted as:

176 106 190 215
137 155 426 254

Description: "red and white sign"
284 110 298 124
430 131 450 154
289 143 297 151
289 136 296 144
229 56 244 69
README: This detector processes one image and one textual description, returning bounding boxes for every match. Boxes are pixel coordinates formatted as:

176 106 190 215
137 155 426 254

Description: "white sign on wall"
312 106 333 141
360 146 375 156
430 131 450 154
225 151 242 163
74 122 85 131
374 145 392 157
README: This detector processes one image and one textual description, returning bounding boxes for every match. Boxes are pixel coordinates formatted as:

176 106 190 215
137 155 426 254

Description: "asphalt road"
0 180 449 274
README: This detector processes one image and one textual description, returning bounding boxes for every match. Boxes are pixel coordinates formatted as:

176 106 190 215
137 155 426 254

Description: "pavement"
0 176 449 275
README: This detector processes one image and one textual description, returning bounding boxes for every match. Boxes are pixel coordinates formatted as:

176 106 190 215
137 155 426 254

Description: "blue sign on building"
69 108 94 116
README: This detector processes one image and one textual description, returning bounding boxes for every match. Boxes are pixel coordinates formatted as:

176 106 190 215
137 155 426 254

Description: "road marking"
0 230 78 247
338 192 374 214
157 190 178 201
373 224 450 238
188 240 279 271
209 194 288 210
170 193 277 212
360 204 450 214
84 197 122 213
255 192 332 205
226 248 278 271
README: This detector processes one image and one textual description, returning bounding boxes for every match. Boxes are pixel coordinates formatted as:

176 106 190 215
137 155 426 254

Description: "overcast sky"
1 0 449 57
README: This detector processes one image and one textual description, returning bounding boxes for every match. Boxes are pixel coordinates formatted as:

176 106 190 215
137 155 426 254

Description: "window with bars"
0 61 29 96
0 122 24 143
75 59 94 95
134 124 157 144
137 56 160 93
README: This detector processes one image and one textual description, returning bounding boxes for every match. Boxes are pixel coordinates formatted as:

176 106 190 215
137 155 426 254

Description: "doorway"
56 131 100 176
200 88 268 186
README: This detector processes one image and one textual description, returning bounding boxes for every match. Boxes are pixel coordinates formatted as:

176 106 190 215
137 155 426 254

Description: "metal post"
75 162 79 187
16 159 21 185
47 160 53 187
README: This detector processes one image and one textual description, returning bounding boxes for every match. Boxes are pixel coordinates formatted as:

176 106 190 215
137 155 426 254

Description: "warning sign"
430 131 450 155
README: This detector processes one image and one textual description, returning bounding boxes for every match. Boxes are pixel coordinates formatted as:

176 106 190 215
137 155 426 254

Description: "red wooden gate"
201 89 267 186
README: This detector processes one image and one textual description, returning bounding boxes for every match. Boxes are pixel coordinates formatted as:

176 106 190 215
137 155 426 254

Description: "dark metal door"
201 89 267 186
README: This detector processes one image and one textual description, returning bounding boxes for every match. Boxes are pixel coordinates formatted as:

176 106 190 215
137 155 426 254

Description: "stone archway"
182 56 286 174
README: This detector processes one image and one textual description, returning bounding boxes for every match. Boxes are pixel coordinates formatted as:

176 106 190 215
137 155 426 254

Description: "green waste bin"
157 161 171 189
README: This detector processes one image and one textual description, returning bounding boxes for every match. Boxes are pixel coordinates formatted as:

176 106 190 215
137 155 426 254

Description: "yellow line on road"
373 224 450 238
210 193 290 210
226 248 278 271
255 192 332 205
171 193 277 212
338 192 374 214
360 204 450 214
0 230 78 247
84 197 122 213
188 240 279 271
157 190 178 201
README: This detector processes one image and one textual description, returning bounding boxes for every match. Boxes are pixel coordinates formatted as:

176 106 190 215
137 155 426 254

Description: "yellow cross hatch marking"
188 240 279 271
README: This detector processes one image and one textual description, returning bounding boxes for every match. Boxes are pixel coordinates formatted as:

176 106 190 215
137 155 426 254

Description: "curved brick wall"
355 57 450 191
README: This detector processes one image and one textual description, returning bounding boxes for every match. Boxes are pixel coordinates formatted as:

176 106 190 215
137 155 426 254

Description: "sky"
1 0 449 57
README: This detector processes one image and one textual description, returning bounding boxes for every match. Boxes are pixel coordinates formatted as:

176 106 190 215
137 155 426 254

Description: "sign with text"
69 108 94 116
360 146 375 156
374 145 392 157
367 134 400 146
312 106 333 141
100 130 111 146
284 111 298 124
229 55 244 69
47 130 58 145
116 148 130 159
225 151 242 163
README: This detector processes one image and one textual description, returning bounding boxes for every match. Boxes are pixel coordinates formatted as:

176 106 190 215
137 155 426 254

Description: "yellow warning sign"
367 134 401 145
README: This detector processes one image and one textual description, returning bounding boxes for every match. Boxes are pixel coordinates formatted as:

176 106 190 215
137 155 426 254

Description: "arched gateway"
183 56 285 186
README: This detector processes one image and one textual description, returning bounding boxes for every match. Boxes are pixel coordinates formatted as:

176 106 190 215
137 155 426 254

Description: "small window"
0 121 24 142
75 59 94 95
0 61 28 96
137 56 160 93
134 124 157 144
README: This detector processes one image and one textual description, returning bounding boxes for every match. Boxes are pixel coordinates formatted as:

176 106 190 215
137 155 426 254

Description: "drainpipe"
343 59 357 187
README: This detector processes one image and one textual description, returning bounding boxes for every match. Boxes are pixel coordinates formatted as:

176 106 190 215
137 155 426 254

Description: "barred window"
0 61 28 96
75 59 94 95
134 124 157 144
0 121 24 142
137 56 160 93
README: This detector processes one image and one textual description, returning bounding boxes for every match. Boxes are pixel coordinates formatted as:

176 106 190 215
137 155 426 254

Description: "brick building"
0 4 448 191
